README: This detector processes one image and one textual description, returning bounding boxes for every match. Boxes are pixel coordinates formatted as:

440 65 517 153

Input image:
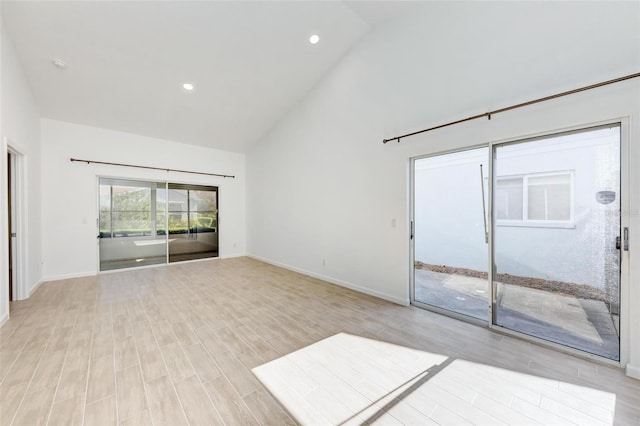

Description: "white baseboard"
247 254 409 306
219 254 246 260
27 280 44 297
626 363 640 380
42 271 96 282
0 311 9 328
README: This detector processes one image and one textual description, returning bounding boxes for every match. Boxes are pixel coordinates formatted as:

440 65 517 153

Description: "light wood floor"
0 257 638 425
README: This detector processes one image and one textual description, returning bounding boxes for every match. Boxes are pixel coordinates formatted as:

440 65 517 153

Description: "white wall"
0 16 42 324
246 2 640 374
40 119 246 280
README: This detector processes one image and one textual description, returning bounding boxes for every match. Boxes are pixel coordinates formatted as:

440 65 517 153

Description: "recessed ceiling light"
183 83 194 91
52 58 67 69
309 34 320 45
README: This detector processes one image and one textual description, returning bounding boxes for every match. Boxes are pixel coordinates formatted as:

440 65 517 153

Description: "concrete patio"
415 269 620 360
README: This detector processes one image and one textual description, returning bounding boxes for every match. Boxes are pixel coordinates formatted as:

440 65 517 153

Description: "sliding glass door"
412 124 622 361
492 125 621 360
168 184 218 262
413 148 489 321
99 178 167 270
99 178 219 271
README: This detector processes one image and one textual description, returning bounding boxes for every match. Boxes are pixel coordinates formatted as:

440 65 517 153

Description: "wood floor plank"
47 394 85 426
174 375 223 425
55 351 89 403
202 376 259 426
0 382 29 425
150 320 177 347
160 342 195 384
84 395 117 426
0 349 41 388
0 349 20 384
27 349 66 393
120 409 153 426
116 365 147 422
91 330 114 360
171 322 198 347
137 342 168 383
145 375 188 426
114 336 138 372
243 388 296 426
11 385 56 426
86 355 115 404
182 343 222 383
45 326 75 353
215 352 260 397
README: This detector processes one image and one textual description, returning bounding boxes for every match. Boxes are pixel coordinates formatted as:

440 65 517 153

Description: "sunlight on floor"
252 333 616 425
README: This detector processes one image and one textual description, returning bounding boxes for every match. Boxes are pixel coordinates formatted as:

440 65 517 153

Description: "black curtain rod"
70 158 235 179
383 72 640 144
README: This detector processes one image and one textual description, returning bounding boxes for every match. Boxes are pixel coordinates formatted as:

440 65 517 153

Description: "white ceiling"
1 1 422 153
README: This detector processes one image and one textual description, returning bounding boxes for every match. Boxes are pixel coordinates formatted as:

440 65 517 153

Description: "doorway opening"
411 123 623 361
6 149 21 304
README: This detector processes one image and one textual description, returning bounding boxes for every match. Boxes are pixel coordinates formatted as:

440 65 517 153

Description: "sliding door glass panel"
413 148 489 321
168 184 218 262
99 178 167 271
493 125 621 360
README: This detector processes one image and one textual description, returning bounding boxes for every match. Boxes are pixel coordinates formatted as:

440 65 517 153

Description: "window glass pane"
546 184 571 220
189 190 217 212
168 211 189 234
168 190 188 212
112 186 151 212
99 184 111 237
99 178 166 271
156 186 167 235
413 147 489 321
494 124 620 361
527 185 546 220
496 178 523 220
189 190 217 231
528 175 571 220
112 211 152 236
168 185 218 262
167 189 189 234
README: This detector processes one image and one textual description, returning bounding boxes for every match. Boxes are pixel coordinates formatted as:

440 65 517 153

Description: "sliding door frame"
409 117 630 367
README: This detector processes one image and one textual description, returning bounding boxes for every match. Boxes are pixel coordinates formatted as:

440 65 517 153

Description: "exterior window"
496 172 573 227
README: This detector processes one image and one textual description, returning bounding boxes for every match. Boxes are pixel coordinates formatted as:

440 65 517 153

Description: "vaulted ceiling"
1 1 422 152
